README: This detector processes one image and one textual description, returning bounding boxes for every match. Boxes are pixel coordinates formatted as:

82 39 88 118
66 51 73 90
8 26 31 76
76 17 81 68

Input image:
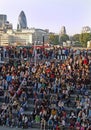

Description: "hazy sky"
0 0 91 35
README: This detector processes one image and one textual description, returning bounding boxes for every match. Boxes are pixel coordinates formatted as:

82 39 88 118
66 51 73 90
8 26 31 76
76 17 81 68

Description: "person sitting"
35 114 40 123
47 117 53 130
40 116 46 130
50 108 57 119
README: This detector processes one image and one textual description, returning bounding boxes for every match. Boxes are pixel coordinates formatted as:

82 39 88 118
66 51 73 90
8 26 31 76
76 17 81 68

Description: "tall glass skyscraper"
17 11 27 30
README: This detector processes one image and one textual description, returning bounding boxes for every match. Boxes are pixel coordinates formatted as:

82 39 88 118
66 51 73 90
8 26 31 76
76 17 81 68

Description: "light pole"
38 41 40 45
34 41 37 66
0 34 1 62
0 34 1 46
42 34 45 52
43 35 44 47
0 48 1 62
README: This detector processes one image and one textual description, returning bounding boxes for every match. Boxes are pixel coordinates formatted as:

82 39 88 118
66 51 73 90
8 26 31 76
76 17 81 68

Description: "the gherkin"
17 11 27 30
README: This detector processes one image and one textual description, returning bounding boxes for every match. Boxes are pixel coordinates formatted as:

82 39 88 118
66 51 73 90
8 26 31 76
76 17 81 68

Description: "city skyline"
0 0 91 35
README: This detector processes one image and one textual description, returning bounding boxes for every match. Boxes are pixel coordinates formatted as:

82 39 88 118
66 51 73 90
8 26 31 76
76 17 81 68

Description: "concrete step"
27 104 34 111
28 98 34 104
0 96 4 102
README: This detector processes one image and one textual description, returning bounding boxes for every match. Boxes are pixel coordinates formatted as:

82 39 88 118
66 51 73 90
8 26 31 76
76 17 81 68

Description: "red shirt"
83 59 88 65
50 73 55 78
46 68 51 73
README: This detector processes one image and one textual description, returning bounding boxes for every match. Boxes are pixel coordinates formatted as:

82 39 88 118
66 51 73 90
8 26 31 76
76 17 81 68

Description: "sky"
0 0 91 35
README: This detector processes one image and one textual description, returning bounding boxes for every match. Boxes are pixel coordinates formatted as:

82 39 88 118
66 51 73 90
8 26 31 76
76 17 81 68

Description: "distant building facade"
63 40 72 47
0 14 13 35
59 26 66 44
0 11 49 46
0 28 49 46
81 26 91 33
0 14 7 27
60 26 66 35
87 41 91 48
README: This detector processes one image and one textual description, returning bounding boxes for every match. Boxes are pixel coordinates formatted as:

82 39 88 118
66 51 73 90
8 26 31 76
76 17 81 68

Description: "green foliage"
72 34 81 47
73 41 82 47
60 34 69 42
72 34 80 41
49 34 59 45
79 33 91 47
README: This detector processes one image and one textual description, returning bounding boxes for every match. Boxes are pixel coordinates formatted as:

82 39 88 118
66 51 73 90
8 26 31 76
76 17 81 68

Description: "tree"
60 34 69 42
79 33 91 47
72 34 80 41
49 34 59 45
72 34 82 47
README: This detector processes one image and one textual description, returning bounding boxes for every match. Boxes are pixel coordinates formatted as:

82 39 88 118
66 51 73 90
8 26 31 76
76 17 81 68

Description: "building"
0 11 49 46
0 14 7 27
81 26 91 33
17 11 27 30
60 26 66 35
59 26 66 44
0 14 13 34
0 28 49 46
87 41 91 48
63 40 72 47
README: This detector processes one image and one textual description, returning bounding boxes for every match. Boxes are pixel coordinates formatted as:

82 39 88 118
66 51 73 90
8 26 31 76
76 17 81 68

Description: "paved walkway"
0 126 40 130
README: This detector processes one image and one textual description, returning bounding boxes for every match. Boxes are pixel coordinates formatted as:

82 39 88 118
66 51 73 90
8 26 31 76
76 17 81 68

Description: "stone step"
0 96 5 102
31 122 69 130
28 98 34 104
27 104 34 111
64 107 77 114
23 111 33 115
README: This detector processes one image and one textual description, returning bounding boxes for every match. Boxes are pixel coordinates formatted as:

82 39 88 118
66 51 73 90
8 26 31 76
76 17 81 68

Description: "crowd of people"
0 46 91 130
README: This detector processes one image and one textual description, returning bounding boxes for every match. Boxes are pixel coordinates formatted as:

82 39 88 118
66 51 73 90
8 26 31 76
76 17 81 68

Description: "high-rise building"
0 14 13 34
17 11 27 30
0 14 7 27
0 12 49 46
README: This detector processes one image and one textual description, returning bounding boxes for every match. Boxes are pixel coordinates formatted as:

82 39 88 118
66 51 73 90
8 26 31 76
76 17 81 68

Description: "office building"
17 11 27 30
0 14 7 27
0 28 49 46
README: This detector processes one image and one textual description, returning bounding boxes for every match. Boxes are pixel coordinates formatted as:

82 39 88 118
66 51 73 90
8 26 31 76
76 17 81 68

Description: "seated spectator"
4 91 10 103
40 116 46 130
22 114 28 128
70 111 76 120
88 107 91 118
1 103 7 111
80 122 86 130
21 98 28 110
35 114 40 123
2 79 8 90
19 106 24 115
50 108 57 119
75 121 81 130
47 117 53 130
